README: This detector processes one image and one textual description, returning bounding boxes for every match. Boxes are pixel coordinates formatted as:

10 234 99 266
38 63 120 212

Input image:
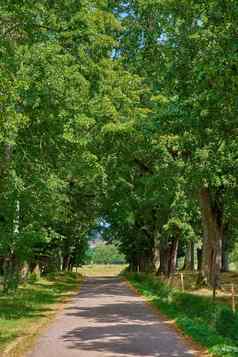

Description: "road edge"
1 276 85 357
122 276 212 357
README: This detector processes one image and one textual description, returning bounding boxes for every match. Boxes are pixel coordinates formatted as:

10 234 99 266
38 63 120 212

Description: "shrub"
216 308 238 343
91 243 126 264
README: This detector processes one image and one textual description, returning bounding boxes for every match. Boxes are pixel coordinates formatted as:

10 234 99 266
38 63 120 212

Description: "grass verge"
0 272 83 356
125 273 238 357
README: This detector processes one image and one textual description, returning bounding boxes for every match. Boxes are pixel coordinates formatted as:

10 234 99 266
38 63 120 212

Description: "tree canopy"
0 0 238 291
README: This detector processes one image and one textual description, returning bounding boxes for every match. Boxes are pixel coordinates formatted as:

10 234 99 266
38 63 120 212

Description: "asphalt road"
26 277 199 357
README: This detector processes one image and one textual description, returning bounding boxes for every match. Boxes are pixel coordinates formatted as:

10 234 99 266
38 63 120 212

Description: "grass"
0 272 82 355
158 271 238 307
125 273 238 357
77 264 127 277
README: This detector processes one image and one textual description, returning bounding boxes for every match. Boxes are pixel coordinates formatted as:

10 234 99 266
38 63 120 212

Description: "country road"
26 277 199 357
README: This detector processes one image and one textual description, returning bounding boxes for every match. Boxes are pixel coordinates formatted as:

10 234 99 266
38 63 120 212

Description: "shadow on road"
62 277 196 357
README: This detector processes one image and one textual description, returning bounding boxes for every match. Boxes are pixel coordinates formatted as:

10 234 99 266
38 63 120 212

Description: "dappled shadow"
25 276 198 356
73 277 136 299
65 301 156 324
60 277 197 356
63 323 195 357
0 274 79 320
0 332 19 349
0 289 56 320
0 304 52 320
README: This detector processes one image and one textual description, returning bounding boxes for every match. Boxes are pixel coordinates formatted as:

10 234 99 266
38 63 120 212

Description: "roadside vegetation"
87 243 126 265
126 273 238 357
0 272 82 355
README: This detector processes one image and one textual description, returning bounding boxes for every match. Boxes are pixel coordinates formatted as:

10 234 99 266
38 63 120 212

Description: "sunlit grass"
77 264 128 277
0 272 82 354
158 271 238 307
126 273 238 357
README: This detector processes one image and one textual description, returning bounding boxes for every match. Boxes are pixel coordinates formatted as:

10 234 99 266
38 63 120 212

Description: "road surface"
26 277 199 357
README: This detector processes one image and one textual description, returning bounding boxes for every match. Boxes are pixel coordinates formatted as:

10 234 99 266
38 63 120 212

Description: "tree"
91 243 125 265
0 0 131 290
104 0 238 286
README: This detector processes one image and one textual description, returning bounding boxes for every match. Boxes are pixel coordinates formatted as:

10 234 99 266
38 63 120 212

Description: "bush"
216 308 238 343
91 243 126 264
3 276 19 293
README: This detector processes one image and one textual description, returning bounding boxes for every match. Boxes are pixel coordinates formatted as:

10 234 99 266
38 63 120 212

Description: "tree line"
0 0 238 291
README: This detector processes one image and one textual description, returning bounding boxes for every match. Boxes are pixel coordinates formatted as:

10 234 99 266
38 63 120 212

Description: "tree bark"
199 188 223 287
157 240 169 276
31 262 41 278
62 255 71 271
138 250 155 273
168 238 179 275
153 231 160 271
197 248 203 271
183 241 195 271
20 261 29 282
3 255 20 292
129 257 138 272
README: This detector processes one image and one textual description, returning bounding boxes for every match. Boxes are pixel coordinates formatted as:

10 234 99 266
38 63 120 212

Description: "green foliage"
216 308 238 344
91 243 126 265
0 0 238 309
0 0 138 287
93 0 238 286
0 0 238 353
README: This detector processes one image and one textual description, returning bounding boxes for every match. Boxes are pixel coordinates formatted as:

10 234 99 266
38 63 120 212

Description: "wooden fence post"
231 284 236 313
180 273 184 292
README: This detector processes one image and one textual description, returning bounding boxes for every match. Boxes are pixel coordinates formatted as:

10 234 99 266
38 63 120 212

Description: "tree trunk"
3 255 20 292
157 240 169 276
169 238 179 275
20 261 29 282
197 248 203 271
1 144 19 292
199 188 223 288
31 262 41 278
153 232 160 271
183 241 195 271
139 251 155 273
129 257 138 272
63 255 71 271
55 249 63 272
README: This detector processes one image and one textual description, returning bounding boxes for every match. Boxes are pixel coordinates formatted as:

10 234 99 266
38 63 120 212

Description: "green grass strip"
0 272 82 353
125 273 238 357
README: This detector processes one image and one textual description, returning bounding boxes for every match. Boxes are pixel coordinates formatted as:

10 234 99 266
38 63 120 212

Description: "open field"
77 264 127 277
0 272 82 356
